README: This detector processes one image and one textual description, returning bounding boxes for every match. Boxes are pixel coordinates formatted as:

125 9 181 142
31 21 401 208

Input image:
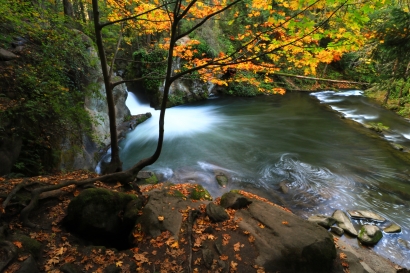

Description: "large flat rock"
235 199 336 273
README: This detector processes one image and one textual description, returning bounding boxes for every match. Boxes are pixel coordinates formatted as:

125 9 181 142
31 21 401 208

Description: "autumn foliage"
103 0 385 93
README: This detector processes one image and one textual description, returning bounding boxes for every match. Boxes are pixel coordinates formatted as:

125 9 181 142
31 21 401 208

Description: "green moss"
138 173 158 185
189 184 213 201
166 190 185 198
216 174 228 187
66 188 139 231
136 115 148 124
10 234 42 259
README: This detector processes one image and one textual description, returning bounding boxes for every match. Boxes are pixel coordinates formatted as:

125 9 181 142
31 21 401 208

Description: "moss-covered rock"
189 184 212 201
358 225 383 245
9 233 42 260
136 171 159 185
220 191 252 209
63 188 142 249
216 174 228 187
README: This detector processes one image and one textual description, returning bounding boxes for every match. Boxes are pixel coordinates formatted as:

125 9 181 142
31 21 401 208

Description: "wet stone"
331 226 344 236
347 210 386 222
332 210 358 237
398 238 410 250
383 223 401 233
307 214 336 229
358 225 383 245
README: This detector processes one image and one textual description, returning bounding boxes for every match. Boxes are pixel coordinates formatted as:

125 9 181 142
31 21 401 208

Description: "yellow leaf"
158 215 164 221
170 241 179 248
116 261 123 267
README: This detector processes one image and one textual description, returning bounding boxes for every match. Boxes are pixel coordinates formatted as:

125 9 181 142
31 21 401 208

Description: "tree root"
0 240 17 272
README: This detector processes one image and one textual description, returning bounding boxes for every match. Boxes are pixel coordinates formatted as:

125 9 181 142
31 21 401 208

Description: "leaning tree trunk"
92 0 122 173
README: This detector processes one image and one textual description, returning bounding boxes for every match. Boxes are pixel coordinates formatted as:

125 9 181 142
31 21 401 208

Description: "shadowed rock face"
235 200 336 273
63 188 142 249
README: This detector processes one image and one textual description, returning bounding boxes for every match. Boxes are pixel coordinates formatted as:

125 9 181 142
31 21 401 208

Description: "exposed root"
0 240 17 272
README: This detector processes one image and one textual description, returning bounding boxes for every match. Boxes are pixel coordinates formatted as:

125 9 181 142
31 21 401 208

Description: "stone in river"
307 215 336 229
332 210 358 237
330 226 344 236
398 238 410 250
383 223 401 233
347 210 385 222
358 225 383 245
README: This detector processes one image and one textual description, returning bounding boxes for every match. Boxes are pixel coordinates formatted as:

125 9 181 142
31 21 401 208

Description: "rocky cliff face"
58 32 130 172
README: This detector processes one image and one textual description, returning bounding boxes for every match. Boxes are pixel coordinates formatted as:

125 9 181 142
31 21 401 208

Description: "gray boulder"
307 214 336 229
358 225 383 245
0 48 17 61
332 210 358 236
220 191 252 209
205 203 229 222
136 189 204 238
235 199 336 272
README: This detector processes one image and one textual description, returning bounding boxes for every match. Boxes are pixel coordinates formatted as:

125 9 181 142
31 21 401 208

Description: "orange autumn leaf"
13 241 23 248
220 254 229 261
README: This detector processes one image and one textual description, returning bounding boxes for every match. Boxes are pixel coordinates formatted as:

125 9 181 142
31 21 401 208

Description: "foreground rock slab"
234 196 336 273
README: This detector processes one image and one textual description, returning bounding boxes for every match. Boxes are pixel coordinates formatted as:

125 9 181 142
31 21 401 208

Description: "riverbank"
0 171 408 273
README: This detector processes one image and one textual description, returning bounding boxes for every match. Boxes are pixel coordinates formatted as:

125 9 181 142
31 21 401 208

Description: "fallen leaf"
248 235 255 243
116 261 123 267
233 242 241 252
170 241 179 248
64 256 76 263
258 223 265 228
158 215 164 221
220 255 228 261
13 241 23 248
194 258 201 265
282 221 289 225
231 260 238 270
51 226 61 233
340 252 347 260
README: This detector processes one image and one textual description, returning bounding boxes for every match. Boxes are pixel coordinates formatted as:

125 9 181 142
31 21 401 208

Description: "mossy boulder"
189 184 212 201
216 174 228 187
9 233 42 260
136 171 159 185
220 191 252 209
358 225 383 245
63 188 142 248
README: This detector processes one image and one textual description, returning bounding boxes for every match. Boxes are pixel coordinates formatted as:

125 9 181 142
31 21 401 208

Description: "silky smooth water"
119 90 410 267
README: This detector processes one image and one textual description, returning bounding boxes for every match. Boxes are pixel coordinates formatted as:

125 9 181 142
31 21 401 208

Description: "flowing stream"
119 89 410 267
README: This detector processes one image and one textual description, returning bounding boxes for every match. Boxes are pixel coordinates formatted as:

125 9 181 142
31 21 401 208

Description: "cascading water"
119 89 410 267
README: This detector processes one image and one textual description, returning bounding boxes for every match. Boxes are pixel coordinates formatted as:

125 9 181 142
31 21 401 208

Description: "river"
118 89 410 267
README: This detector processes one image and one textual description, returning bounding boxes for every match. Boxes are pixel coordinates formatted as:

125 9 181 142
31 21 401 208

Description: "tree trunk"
78 0 86 22
383 89 390 105
63 0 74 17
92 0 122 173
